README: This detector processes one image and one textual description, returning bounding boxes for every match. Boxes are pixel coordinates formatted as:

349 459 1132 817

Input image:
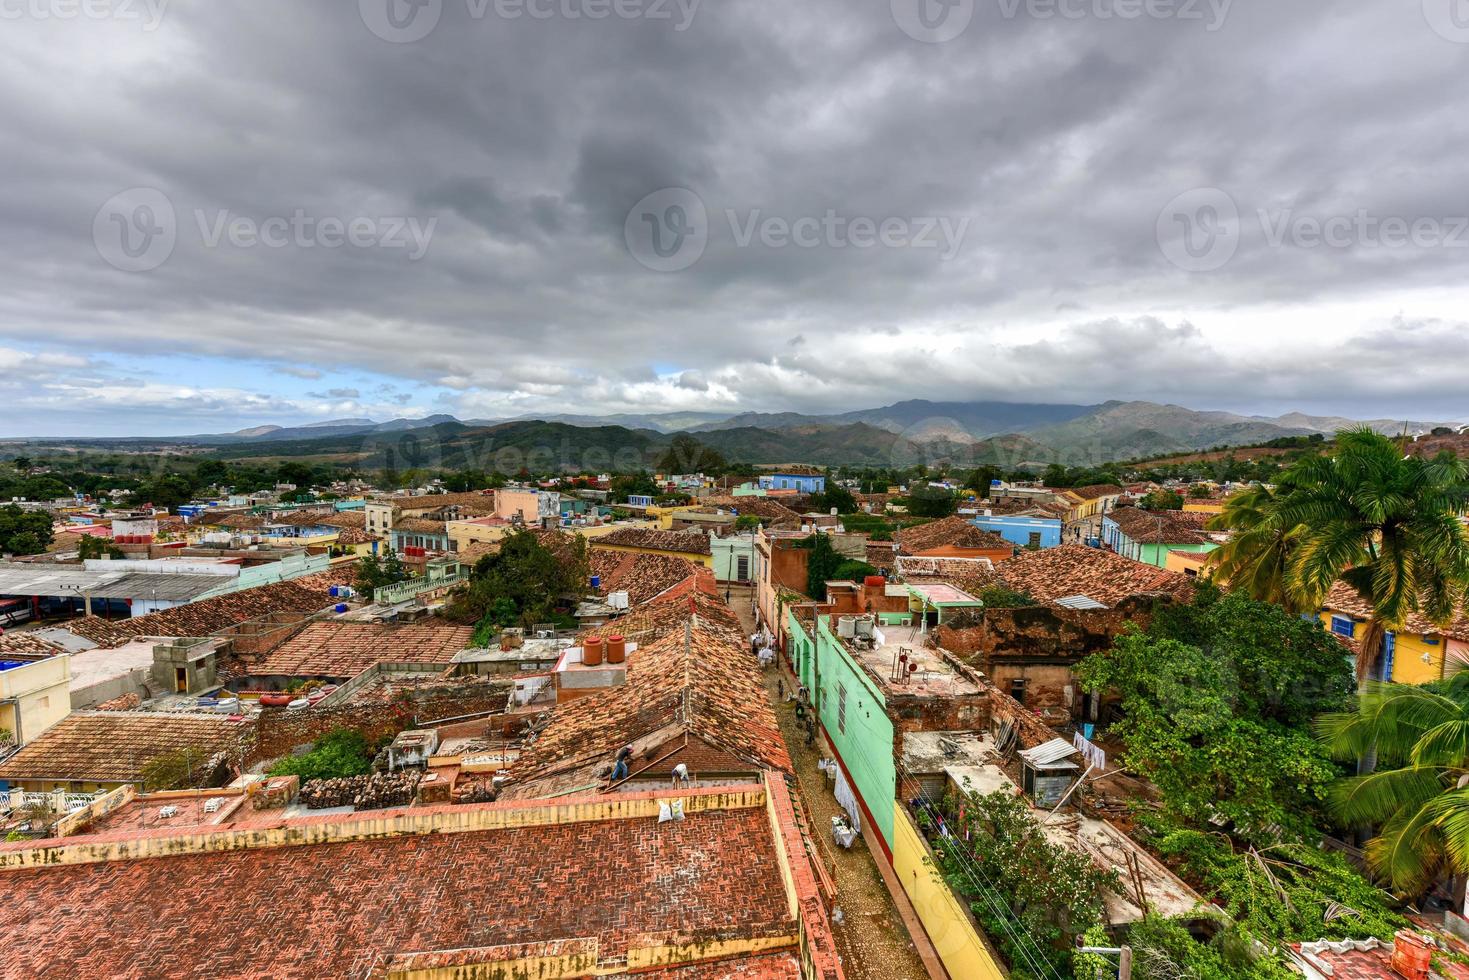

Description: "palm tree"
1318 675 1469 895
1205 481 1304 611
1211 428 1469 681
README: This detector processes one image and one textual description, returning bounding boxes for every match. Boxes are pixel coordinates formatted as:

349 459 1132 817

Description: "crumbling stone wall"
249 681 511 765
934 596 1165 723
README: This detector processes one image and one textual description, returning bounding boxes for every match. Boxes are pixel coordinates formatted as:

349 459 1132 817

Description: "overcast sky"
2 0 1467 436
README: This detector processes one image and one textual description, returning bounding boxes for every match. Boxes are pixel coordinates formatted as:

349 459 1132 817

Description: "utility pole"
1078 943 1133 980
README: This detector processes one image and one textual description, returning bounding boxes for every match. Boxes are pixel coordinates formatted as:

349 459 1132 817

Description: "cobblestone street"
728 586 933 980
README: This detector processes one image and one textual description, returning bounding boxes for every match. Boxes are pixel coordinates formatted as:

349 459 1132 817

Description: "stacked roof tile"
0 802 794 978
592 527 713 556
0 711 247 784
1322 581 1469 641
0 632 66 657
994 545 1194 607
63 572 349 648
248 621 473 678
1106 507 1214 545
894 516 1013 556
508 592 788 796
589 550 703 607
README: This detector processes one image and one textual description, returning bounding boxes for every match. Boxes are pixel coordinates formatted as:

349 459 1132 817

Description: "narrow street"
727 586 932 980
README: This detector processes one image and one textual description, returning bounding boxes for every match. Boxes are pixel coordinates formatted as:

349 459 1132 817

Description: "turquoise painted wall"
789 612 897 849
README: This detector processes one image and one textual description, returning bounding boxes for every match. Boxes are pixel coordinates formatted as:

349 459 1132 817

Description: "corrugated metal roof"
1019 737 1080 768
1055 594 1108 610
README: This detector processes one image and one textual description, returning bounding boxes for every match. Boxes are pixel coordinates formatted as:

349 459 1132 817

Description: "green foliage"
449 529 588 633
77 535 125 560
1077 591 1354 840
803 533 843 600
141 747 220 792
1209 428 1469 680
830 560 878 584
1315 674 1469 894
809 484 856 514
133 473 196 511
935 789 1118 976
355 548 410 594
657 434 728 476
1188 484 1214 499
609 472 658 502
1140 489 1185 511
975 583 1037 608
733 514 762 530
906 485 957 518
268 729 374 783
1142 816 1402 944
0 504 53 555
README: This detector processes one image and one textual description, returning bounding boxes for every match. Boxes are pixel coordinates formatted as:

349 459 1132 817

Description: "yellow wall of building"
0 656 71 747
1317 611 1449 685
1182 501 1225 515
590 542 713 568
891 801 1006 980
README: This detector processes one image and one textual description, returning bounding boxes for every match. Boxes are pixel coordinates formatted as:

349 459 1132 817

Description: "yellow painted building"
1318 594 1469 685
0 656 70 750
891 801 1006 980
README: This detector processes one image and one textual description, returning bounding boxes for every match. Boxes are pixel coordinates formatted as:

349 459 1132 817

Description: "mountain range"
166 400 1461 470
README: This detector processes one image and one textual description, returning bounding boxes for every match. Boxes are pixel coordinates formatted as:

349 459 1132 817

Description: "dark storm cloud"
0 0 1467 433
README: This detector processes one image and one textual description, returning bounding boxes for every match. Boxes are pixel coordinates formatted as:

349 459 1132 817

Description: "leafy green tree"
355 548 410 594
134 473 196 511
1205 483 1301 611
1210 429 1469 681
20 476 70 500
77 535 125 560
1188 484 1213 499
802 533 843 600
810 484 857 515
0 505 53 555
13 456 32 472
609 472 658 502
1078 591 1354 840
975 583 1036 608
268 729 374 783
906 485 956 518
276 461 315 487
449 529 589 633
656 434 727 476
1140 489 1184 511
193 459 229 488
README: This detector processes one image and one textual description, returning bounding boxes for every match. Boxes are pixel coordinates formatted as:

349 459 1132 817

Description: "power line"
893 756 1066 980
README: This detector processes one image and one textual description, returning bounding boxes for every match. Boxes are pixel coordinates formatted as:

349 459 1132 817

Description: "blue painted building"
758 471 826 494
972 514 1062 550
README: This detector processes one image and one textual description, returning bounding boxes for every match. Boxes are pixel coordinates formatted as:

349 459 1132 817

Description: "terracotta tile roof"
894 516 1012 556
0 632 66 656
248 621 473 678
0 711 248 784
385 490 497 513
996 545 1195 607
1105 507 1214 545
212 514 266 530
701 496 803 528
270 510 338 527
577 574 739 645
392 517 448 535
590 550 702 607
593 527 712 556
865 541 896 569
313 511 367 530
525 527 586 566
510 595 789 793
0 801 794 978
63 573 350 649
1322 581 1469 641
1064 484 1124 501
979 498 1068 519
332 526 380 546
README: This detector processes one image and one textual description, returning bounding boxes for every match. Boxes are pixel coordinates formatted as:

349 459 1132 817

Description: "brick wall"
249 683 512 764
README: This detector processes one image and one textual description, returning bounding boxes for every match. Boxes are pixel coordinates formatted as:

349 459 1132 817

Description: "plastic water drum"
335 603 348 613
